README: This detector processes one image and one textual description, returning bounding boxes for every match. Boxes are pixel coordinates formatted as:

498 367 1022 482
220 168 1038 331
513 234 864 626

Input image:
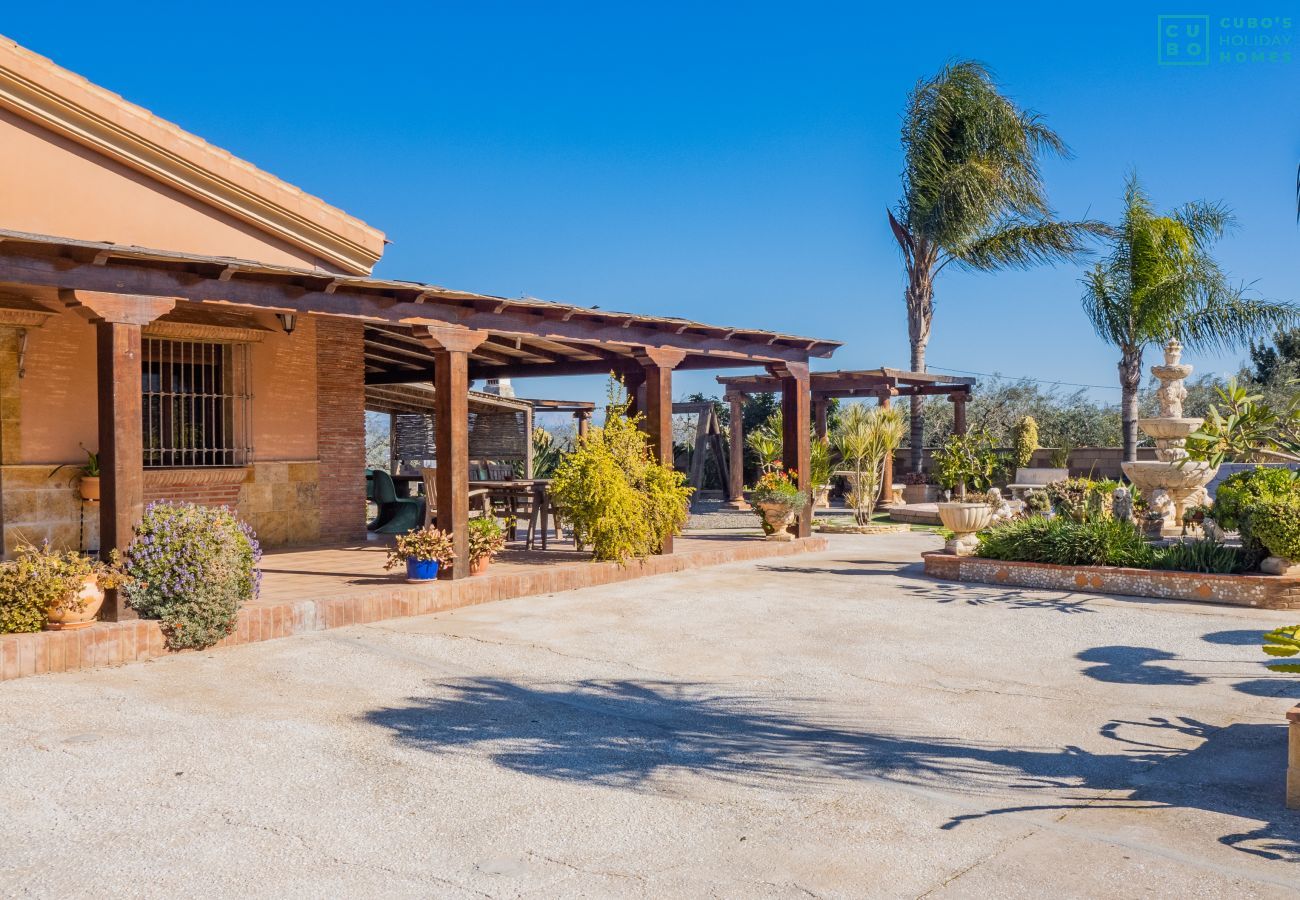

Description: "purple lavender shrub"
124 502 261 649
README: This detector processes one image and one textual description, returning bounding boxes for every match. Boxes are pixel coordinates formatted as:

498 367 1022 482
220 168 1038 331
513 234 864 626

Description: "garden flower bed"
922 551 1300 610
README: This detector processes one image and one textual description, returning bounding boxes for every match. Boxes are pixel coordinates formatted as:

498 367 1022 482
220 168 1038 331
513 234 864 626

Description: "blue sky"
7 3 1298 407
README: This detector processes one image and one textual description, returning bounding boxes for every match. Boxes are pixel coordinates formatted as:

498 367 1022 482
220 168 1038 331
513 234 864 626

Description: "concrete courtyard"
1 531 1298 898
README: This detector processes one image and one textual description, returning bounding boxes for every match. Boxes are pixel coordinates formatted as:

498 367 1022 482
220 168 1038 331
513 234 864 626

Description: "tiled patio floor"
254 530 767 604
0 528 827 682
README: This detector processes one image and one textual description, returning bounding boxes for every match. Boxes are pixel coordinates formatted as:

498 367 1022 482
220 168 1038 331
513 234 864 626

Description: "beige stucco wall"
0 108 337 271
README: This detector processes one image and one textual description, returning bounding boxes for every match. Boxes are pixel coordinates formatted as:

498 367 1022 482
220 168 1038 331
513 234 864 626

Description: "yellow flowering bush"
550 379 693 563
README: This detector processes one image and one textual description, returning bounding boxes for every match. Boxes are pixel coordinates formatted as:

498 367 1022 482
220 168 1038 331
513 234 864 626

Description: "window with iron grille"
142 338 252 467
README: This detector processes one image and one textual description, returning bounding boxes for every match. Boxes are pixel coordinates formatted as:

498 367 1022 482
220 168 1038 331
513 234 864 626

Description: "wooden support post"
574 410 591 439
813 398 829 443
524 403 535 480
416 325 487 579
950 391 968 436
621 368 646 417
724 392 747 510
636 347 685 553
66 291 176 621
770 361 811 539
877 390 895 509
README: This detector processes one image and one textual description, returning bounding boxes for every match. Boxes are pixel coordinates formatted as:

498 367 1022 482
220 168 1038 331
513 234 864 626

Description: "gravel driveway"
2 532 1298 898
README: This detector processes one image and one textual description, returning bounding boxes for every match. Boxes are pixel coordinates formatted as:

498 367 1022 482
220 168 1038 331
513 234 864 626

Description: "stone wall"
0 464 88 556
236 461 320 547
896 447 1159 482
923 551 1300 610
314 318 366 545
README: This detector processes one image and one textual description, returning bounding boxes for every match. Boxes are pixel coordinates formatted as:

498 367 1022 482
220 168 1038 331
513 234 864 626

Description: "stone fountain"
1121 339 1218 534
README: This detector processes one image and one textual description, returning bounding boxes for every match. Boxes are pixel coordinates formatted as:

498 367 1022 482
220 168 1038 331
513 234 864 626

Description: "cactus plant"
1011 416 1039 470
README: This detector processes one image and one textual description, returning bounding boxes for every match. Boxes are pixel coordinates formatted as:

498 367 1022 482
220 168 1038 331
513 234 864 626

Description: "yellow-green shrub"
551 380 692 563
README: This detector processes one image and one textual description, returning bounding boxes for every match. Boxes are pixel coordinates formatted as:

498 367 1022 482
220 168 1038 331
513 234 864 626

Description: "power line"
927 366 1121 392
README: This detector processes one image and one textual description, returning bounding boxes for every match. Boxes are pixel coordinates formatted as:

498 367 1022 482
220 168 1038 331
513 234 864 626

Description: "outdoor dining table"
470 479 555 550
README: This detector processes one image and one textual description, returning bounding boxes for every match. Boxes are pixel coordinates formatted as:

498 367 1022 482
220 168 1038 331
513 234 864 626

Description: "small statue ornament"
1112 486 1133 523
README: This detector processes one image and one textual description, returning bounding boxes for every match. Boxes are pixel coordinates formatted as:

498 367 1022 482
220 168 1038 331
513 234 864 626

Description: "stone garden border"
922 551 1300 610
814 522 911 535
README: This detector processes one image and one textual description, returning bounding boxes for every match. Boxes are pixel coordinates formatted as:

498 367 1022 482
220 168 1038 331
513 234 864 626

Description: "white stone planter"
937 501 994 556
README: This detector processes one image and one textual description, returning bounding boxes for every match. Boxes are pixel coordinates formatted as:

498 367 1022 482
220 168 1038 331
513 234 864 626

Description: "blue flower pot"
405 558 441 582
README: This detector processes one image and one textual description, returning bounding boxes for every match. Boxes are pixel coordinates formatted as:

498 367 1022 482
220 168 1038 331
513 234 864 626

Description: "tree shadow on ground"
1203 629 1270 646
757 561 1097 612
364 679 1298 862
1076 646 1210 686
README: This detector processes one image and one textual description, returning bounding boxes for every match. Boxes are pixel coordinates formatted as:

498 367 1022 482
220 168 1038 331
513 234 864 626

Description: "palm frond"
1082 171 1296 356
955 218 1110 271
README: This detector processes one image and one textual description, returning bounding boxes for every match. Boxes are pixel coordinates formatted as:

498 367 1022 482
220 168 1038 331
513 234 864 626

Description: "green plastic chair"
368 469 424 534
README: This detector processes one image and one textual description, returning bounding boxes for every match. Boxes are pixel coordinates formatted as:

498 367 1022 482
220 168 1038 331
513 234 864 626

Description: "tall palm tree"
889 60 1105 472
1082 174 1297 462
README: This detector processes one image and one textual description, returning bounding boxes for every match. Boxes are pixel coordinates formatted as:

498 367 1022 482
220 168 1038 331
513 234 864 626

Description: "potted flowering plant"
385 526 455 582
467 517 506 575
0 543 131 633
749 466 808 541
51 446 101 502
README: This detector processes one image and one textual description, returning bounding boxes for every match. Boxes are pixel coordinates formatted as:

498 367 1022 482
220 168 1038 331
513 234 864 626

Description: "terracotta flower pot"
45 574 105 631
470 556 491 576
937 501 994 556
78 476 100 502
756 500 796 541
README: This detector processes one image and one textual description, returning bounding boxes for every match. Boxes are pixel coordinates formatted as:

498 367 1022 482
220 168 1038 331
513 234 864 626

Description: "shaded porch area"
255 529 783 605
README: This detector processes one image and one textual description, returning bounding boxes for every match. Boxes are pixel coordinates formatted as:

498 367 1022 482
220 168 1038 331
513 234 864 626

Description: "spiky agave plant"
832 404 905 525
1262 625 1300 673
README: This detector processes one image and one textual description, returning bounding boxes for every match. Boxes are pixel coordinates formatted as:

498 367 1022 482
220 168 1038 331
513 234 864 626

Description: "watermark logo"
1158 15 1210 65
1157 15 1294 65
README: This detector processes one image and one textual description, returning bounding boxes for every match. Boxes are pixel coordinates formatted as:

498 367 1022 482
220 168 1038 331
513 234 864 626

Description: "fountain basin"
1122 459 1218 534
1136 417 1203 441
1151 364 1193 383
1122 460 1217 494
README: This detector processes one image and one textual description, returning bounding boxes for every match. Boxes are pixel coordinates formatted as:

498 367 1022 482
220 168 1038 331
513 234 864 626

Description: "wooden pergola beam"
0 241 834 366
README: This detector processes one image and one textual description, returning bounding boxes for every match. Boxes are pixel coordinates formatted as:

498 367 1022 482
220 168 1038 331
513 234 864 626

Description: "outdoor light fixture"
275 312 297 335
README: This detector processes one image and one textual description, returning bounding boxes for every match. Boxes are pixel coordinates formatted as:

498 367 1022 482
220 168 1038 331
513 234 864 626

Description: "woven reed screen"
393 407 528 463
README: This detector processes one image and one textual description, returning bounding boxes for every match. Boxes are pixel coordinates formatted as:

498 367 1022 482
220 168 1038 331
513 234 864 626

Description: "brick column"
635 347 685 554
770 361 811 539
724 392 747 510
416 326 488 579
316 317 367 545
64 291 176 621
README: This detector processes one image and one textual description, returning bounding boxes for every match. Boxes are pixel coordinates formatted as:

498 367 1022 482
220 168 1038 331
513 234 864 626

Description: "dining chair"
368 469 423 534
420 468 492 527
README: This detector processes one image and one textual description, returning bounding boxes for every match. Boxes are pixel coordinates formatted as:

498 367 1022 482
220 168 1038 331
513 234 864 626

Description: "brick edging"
922 551 1300 610
0 536 828 682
